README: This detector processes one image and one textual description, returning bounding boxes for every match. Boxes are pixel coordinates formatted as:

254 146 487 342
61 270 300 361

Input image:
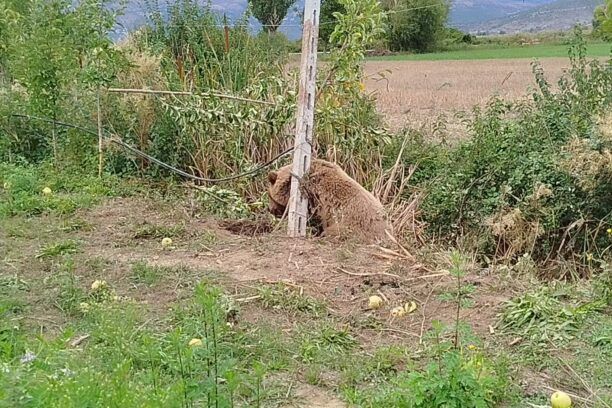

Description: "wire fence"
11 113 295 184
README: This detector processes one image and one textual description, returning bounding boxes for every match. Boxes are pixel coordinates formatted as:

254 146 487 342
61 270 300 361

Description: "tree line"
249 0 454 53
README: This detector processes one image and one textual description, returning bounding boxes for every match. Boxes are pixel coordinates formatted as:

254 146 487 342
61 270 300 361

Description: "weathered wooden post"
97 89 103 178
288 0 321 238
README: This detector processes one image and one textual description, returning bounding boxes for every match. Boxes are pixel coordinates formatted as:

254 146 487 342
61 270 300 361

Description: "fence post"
97 88 103 178
288 0 321 238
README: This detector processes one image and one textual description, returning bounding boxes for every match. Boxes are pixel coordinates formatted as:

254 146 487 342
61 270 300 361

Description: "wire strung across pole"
106 88 275 106
10 114 294 183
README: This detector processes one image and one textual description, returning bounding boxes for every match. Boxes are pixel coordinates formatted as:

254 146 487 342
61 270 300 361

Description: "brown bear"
267 159 392 244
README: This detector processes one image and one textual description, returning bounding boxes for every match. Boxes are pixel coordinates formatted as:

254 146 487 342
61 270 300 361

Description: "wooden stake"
97 89 103 178
288 0 321 238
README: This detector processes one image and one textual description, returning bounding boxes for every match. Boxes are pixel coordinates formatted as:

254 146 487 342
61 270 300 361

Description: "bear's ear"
268 171 278 185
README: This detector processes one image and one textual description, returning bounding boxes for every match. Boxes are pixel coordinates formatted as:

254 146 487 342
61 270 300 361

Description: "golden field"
363 57 574 137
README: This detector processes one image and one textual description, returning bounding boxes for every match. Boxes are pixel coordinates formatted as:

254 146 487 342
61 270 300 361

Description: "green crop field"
368 42 612 61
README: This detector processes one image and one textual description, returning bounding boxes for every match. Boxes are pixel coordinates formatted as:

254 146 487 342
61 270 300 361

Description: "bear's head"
267 165 292 218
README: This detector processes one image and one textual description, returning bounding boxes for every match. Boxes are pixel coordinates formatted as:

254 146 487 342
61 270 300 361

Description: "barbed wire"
11 114 294 183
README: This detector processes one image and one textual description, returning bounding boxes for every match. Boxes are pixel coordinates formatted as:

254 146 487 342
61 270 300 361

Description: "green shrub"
399 30 612 263
368 349 508 407
387 0 451 53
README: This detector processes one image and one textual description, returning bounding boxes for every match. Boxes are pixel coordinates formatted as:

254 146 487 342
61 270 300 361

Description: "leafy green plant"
299 324 357 363
316 0 390 185
386 0 451 53
52 259 87 315
36 239 80 258
370 346 508 407
500 286 606 343
195 185 253 219
1 0 126 165
398 30 612 264
258 284 327 317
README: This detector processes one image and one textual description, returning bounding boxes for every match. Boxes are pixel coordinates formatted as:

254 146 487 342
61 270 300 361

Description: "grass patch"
132 222 186 240
499 285 606 344
0 163 133 217
258 284 327 317
130 261 180 286
36 239 80 258
0 283 285 407
298 323 357 364
368 42 611 61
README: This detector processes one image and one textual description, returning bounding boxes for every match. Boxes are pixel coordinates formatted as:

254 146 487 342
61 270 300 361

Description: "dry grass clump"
372 140 425 246
487 207 544 261
111 34 167 168
560 113 612 191
486 184 554 261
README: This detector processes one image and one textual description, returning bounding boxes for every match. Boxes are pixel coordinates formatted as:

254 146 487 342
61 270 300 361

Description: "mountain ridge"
114 0 603 40
465 0 605 34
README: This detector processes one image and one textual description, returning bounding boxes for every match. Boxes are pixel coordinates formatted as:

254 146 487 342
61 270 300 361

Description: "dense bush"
386 0 450 53
396 30 612 264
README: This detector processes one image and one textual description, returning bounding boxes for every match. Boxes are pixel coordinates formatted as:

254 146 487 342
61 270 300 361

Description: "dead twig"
542 386 592 405
335 267 402 280
419 282 438 344
384 230 415 261
556 356 610 408
235 295 262 303
68 334 90 347
376 289 389 303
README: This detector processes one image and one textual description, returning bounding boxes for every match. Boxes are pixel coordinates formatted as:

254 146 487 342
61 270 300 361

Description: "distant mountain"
113 0 605 41
114 0 303 40
466 0 605 34
449 0 555 28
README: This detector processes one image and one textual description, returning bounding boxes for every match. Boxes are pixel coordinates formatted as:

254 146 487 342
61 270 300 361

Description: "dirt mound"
219 218 275 236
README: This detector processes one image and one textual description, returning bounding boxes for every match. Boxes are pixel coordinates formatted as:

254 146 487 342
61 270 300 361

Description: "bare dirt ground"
77 197 511 340
3 196 519 407
363 58 571 136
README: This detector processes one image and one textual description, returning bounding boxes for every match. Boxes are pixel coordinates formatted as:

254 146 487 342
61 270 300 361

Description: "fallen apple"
551 390 572 408
368 295 383 310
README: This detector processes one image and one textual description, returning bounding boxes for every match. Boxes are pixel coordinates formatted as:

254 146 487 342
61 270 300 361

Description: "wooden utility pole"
288 0 321 238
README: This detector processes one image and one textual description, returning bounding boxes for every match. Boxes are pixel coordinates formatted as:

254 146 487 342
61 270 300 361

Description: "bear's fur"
267 159 392 244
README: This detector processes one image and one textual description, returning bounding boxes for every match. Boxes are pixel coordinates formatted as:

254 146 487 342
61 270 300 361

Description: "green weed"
360 347 511 407
299 324 357 364
131 261 177 286
36 239 80 258
133 222 185 240
258 284 327 317
52 260 86 315
500 286 606 344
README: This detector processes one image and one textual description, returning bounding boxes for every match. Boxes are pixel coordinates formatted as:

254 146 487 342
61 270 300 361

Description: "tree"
320 0 345 46
248 0 296 33
386 0 450 53
593 0 612 41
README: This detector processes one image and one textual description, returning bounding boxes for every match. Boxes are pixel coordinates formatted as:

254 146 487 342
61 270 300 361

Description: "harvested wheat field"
363 57 573 135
